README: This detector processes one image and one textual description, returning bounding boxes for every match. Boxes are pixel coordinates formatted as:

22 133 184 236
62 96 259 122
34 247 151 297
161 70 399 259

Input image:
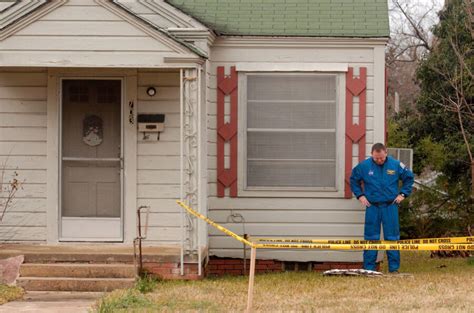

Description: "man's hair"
371 143 387 153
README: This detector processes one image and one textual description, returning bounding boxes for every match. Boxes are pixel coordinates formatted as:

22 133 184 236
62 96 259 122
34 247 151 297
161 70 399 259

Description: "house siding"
0 68 186 244
0 0 202 244
207 38 384 262
5 1 171 48
136 69 183 245
0 68 48 242
0 0 194 68
0 1 388 258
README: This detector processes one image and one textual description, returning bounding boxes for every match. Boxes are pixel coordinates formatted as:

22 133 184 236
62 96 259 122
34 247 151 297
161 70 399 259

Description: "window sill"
237 188 345 198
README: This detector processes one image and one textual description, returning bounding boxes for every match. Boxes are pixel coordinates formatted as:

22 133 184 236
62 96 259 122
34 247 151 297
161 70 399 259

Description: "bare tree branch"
449 37 474 80
393 0 433 53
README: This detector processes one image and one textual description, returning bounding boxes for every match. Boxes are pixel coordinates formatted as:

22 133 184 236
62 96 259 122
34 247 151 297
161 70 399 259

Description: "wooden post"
246 247 257 313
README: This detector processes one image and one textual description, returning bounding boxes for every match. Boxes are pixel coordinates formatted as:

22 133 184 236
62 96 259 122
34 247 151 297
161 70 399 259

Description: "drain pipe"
179 68 185 276
227 212 247 274
133 205 150 278
197 65 202 277
243 234 248 274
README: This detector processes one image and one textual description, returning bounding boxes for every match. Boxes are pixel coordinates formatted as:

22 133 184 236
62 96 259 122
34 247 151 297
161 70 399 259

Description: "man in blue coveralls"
350 143 414 273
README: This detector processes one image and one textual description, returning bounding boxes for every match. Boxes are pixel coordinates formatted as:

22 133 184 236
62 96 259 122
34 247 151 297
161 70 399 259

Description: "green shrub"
399 179 472 239
135 272 161 294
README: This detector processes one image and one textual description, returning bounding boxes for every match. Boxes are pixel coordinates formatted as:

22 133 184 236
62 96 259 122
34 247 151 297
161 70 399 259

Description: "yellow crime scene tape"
176 201 474 251
250 236 474 245
176 201 254 247
253 243 474 251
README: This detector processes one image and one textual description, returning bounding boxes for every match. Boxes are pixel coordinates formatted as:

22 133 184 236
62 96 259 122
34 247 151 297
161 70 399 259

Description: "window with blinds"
245 74 337 189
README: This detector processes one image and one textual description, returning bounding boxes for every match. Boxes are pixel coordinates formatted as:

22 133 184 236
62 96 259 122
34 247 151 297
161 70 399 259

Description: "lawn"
0 284 24 305
94 252 473 312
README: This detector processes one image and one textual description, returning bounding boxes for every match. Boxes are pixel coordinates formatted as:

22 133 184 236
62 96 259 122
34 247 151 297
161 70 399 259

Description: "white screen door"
60 79 123 241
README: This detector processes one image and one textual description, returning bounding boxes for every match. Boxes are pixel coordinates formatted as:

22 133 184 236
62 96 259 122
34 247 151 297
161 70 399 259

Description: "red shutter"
345 67 367 198
217 66 238 197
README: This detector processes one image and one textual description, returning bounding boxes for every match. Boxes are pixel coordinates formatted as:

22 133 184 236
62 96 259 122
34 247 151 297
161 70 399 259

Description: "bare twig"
0 156 24 222
393 0 434 53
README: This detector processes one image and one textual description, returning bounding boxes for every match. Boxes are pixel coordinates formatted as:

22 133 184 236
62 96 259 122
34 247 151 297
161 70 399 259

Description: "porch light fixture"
146 87 157 97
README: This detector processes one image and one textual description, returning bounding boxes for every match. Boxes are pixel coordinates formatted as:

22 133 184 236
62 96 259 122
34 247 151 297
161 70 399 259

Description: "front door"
60 79 122 241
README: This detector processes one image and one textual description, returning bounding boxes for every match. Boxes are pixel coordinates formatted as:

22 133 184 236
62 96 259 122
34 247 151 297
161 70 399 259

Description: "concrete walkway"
0 291 103 313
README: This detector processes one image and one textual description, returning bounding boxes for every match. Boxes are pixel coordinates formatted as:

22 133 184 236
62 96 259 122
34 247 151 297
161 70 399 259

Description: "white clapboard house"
0 0 390 282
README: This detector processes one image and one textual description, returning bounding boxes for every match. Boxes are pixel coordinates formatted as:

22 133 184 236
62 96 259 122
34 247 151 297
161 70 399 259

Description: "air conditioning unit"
387 147 413 170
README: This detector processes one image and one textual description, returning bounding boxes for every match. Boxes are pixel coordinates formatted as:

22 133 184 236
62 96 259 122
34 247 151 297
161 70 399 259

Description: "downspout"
197 64 202 277
180 68 184 276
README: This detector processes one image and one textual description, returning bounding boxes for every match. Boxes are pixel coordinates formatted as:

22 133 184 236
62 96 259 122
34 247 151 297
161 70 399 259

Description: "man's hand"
394 194 405 204
358 196 371 207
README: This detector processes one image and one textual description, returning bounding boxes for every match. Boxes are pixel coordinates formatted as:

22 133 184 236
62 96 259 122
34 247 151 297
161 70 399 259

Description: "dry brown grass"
95 252 473 312
0 284 24 305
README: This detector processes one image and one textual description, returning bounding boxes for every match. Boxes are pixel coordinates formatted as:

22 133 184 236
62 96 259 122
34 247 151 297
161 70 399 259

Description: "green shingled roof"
165 0 390 37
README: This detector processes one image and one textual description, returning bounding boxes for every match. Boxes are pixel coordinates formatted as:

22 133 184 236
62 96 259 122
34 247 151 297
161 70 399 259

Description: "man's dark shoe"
389 270 400 274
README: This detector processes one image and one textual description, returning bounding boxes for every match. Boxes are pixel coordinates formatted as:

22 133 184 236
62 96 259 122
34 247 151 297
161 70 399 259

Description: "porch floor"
0 244 202 263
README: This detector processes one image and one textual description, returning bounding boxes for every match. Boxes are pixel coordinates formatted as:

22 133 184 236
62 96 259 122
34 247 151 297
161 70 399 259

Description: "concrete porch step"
17 277 135 292
20 263 136 279
0 244 199 264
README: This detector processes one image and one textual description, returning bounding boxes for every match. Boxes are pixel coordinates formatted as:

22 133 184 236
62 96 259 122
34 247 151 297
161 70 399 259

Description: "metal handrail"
133 205 150 278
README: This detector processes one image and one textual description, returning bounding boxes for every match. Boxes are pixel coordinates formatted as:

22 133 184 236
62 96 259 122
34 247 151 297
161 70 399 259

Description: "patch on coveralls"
387 169 396 175
323 269 383 277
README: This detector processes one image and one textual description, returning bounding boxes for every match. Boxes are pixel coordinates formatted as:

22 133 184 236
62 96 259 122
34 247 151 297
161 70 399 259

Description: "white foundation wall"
136 69 183 245
207 38 386 262
0 68 48 242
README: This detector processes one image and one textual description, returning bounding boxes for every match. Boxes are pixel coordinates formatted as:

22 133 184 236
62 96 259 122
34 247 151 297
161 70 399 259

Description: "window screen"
246 74 337 188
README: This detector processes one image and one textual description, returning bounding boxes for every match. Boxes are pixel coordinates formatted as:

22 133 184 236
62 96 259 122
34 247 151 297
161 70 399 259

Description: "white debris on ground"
322 269 383 276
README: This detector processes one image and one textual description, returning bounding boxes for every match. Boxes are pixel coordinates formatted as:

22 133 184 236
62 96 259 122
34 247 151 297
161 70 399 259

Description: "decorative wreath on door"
83 115 103 146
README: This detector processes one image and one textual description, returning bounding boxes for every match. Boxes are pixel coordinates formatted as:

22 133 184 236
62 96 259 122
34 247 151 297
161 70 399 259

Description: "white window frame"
238 72 346 198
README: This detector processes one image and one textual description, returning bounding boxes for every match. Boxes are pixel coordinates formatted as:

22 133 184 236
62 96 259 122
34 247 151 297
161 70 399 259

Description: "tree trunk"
471 161 474 197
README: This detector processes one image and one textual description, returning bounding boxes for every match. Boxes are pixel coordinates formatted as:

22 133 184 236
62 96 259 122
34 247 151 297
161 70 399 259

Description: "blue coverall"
350 156 414 272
